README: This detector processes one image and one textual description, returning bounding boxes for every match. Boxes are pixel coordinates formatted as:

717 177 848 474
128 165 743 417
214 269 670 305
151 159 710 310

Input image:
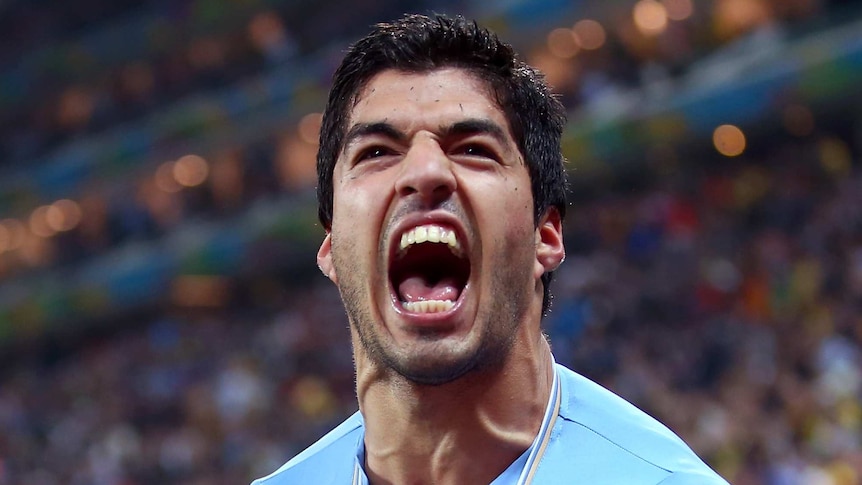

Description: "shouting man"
254 13 728 485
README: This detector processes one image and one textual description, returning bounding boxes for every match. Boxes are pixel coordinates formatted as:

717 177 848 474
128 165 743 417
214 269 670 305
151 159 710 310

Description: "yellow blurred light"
572 19 606 50
634 0 669 35
818 136 852 177
298 112 323 145
662 0 694 21
547 28 580 59
289 375 337 420
29 205 56 238
46 199 83 232
713 124 746 157
155 161 183 193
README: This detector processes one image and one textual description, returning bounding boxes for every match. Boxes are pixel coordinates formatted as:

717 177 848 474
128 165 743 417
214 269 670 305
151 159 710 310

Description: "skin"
317 68 566 485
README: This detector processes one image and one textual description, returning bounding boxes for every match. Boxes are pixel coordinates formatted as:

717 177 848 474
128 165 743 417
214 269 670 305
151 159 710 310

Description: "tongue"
398 275 461 303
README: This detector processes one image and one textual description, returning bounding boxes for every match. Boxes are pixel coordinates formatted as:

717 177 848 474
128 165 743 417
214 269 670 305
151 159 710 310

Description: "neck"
355 329 555 485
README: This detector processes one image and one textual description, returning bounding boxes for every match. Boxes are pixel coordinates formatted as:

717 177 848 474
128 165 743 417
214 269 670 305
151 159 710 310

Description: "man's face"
317 68 561 384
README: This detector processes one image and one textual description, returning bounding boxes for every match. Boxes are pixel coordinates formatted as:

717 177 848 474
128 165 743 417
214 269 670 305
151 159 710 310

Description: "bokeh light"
0 221 11 253
155 161 183 193
662 0 694 21
713 124 746 157
634 0 669 35
173 154 210 188
818 136 852 177
298 112 323 145
547 28 580 59
572 19 607 50
0 219 25 252
713 0 772 40
783 104 815 137
46 199 83 232
29 205 56 238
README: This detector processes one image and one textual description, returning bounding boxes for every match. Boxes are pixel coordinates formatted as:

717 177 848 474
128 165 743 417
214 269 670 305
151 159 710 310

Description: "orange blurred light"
248 11 287 51
298 112 323 145
662 0 694 21
171 275 231 308
633 0 669 35
0 222 10 253
57 86 94 129
714 0 771 40
210 151 245 208
46 199 83 232
173 154 209 187
18 229 54 267
547 28 580 59
276 131 318 190
187 37 225 70
572 19 607 50
782 104 814 137
0 219 25 252
121 61 155 97
155 161 183 193
29 205 56 238
713 124 746 157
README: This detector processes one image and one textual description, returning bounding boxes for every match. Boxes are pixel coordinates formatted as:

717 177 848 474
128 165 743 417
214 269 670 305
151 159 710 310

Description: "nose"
394 136 457 207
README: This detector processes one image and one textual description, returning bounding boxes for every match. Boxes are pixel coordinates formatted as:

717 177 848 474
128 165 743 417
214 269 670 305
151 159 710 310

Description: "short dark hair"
316 13 568 313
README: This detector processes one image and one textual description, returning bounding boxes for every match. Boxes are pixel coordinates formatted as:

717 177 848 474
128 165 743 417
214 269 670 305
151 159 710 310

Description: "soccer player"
253 14 729 485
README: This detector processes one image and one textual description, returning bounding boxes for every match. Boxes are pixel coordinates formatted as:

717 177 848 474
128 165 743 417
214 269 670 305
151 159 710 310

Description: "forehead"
347 68 510 132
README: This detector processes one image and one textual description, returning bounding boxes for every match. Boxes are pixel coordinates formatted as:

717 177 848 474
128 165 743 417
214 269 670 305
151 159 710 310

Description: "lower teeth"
402 300 455 313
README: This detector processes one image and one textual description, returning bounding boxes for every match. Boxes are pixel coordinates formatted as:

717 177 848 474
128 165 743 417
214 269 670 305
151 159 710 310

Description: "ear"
317 232 338 284
535 207 565 279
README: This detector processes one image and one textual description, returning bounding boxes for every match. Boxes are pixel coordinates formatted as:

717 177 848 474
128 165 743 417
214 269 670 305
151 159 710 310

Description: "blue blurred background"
1 0 861 483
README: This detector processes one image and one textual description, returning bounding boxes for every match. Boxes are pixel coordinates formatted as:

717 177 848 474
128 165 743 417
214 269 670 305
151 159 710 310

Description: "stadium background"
1 0 861 483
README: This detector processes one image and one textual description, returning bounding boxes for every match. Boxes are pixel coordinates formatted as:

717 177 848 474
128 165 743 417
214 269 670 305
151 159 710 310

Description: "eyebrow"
342 122 406 154
341 118 509 153
440 119 508 145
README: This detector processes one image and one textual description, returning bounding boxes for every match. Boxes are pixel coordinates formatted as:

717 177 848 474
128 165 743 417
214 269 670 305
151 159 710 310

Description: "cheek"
502 177 534 220
332 180 371 222
331 179 389 248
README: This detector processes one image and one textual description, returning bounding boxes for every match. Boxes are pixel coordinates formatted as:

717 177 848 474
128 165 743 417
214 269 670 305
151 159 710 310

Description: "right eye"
356 146 393 162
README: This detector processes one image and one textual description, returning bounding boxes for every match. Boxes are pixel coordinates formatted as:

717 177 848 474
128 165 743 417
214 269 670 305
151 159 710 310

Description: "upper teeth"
399 224 462 255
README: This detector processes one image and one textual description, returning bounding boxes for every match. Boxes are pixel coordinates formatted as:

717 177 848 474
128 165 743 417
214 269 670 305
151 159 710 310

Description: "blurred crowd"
2 125 861 484
3 0 858 284
2 0 862 484
0 0 452 171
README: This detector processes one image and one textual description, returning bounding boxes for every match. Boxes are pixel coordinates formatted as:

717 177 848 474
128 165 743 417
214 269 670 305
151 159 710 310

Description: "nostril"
429 184 455 204
395 171 457 204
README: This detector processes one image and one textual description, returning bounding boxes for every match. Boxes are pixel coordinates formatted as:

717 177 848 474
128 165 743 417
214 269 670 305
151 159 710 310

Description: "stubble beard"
331 231 535 386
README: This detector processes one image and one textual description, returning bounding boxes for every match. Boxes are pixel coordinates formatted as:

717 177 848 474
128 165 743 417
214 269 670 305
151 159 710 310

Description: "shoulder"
251 412 364 485
541 364 729 484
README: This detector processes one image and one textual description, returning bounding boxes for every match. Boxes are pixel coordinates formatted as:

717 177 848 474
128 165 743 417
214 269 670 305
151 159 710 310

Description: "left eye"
457 144 495 159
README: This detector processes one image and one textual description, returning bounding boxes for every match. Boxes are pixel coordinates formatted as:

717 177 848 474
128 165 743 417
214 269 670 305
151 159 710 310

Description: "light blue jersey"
253 363 729 484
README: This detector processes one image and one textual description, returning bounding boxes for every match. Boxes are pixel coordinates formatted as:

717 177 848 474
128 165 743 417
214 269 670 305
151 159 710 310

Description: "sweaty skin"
316 68 565 485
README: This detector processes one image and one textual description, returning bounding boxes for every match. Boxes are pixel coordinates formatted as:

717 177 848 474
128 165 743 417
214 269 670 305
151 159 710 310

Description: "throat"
363 405 534 485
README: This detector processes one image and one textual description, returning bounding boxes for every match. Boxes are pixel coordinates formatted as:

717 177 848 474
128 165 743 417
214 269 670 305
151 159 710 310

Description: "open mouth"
390 224 471 314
